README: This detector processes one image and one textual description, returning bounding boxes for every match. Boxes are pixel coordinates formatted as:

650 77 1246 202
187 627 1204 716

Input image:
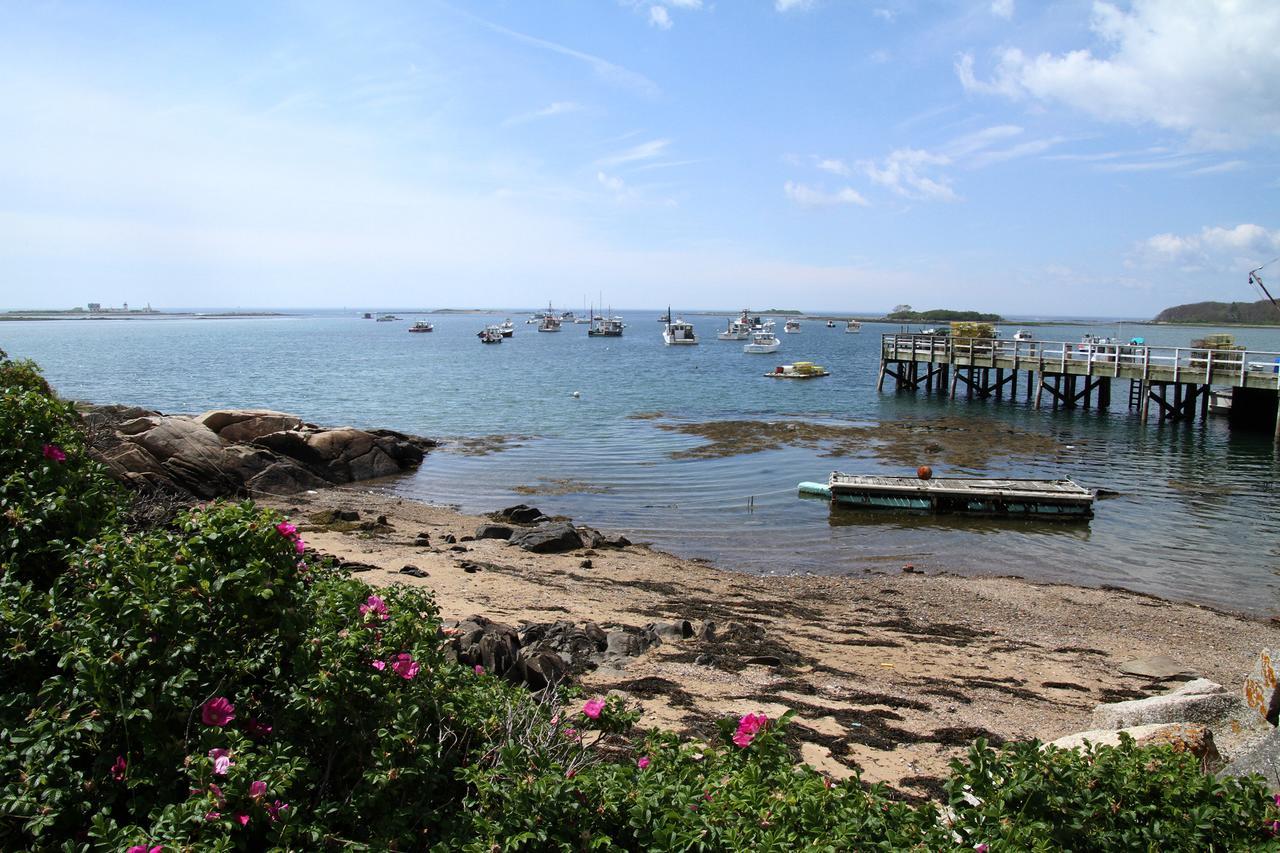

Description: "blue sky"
2 0 1277 316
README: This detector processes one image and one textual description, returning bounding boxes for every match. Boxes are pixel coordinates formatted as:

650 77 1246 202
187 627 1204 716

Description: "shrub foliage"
2 351 1278 851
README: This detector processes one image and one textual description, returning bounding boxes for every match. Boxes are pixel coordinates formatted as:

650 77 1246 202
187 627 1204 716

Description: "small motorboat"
766 361 829 378
663 311 698 345
1012 329 1034 342
477 325 504 343
408 321 434 333
362 312 374 319
744 324 781 354
718 311 753 341
376 314 400 322
784 319 801 334
826 320 836 328
845 319 862 333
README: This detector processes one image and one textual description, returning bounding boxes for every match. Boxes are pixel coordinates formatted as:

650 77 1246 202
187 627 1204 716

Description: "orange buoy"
916 465 933 480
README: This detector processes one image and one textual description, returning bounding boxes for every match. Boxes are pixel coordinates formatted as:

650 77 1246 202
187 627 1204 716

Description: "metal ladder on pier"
1127 379 1145 409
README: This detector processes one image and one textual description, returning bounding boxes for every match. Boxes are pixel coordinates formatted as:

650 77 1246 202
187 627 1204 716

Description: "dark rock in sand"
579 558 592 568
513 647 570 691
496 503 546 524
443 533 457 544
648 620 695 642
454 616 521 676
509 522 584 554
399 565 429 578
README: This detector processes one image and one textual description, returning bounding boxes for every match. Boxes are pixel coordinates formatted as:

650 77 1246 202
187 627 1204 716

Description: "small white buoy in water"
571 391 581 398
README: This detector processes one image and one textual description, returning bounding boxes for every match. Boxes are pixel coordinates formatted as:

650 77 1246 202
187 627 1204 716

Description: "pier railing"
881 334 1280 390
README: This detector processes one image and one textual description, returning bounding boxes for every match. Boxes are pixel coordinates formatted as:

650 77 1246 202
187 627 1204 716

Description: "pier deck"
878 334 1280 440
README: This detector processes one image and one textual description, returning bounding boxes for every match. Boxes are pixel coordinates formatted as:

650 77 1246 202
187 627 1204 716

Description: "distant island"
1153 299 1280 325
884 308 1003 322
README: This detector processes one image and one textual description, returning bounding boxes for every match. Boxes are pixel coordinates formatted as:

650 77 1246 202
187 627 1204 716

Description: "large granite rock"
1090 679 1239 729
81 405 435 499
1220 727 1280 788
1243 648 1280 726
1050 722 1221 770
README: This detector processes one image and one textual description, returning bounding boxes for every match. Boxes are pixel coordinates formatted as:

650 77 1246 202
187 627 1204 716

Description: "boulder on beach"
1090 679 1239 730
81 404 435 500
1050 722 1221 770
508 522 585 553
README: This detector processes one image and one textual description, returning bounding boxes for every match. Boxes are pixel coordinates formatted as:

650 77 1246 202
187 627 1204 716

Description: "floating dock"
877 334 1280 441
807 474 1095 518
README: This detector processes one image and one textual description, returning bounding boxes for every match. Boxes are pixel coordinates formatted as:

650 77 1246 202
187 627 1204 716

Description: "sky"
2 0 1278 317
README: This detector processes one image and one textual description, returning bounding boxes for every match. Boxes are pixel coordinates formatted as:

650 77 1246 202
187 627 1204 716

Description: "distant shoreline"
0 311 292 321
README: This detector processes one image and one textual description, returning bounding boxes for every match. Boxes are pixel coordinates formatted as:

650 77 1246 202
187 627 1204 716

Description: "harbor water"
4 311 1278 615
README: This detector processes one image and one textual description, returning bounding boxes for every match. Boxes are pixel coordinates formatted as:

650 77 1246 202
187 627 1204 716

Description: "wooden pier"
878 334 1280 441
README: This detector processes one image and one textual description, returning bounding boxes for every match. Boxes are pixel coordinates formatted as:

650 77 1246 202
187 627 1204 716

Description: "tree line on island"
1153 299 1280 325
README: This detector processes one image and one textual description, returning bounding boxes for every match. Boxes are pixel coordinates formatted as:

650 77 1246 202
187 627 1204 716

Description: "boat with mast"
538 304 562 332
662 308 698 345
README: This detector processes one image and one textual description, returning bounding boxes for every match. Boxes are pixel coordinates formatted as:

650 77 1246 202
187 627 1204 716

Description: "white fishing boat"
743 324 781 354
408 321 434 333
845 319 862 333
1012 329 1034 342
717 311 753 341
376 314 400 322
538 305 562 332
826 320 836 328
784 319 801 334
499 319 514 337
477 325 504 344
588 310 624 337
663 310 698 345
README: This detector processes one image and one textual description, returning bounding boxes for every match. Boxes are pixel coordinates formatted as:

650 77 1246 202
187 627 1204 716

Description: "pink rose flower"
201 697 236 727
204 811 221 822
294 538 306 554
371 660 386 671
473 664 484 675
125 847 161 853
390 653 420 680
209 782 225 805
267 800 289 822
359 595 390 622
582 698 605 719
236 814 250 827
42 443 67 462
732 712 769 748
110 755 127 781
274 521 297 538
249 780 267 799
974 845 989 853
246 718 272 739
637 756 650 769
208 748 233 776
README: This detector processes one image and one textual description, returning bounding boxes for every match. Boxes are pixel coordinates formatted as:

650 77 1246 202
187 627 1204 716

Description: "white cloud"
501 101 583 127
862 149 957 201
956 0 1280 148
776 0 814 11
1132 223 1280 271
783 181 869 207
990 0 1014 19
649 6 673 29
594 138 671 167
815 157 851 177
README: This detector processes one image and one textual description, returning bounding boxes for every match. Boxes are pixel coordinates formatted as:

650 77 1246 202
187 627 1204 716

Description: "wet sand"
266 483 1280 799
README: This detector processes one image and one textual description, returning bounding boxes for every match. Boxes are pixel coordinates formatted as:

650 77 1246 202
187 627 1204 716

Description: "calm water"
4 312 1279 614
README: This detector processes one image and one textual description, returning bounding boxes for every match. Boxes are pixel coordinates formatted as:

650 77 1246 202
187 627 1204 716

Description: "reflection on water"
824 503 1094 543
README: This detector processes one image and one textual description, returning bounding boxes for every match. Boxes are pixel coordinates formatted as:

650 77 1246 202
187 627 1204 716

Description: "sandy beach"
267 482 1280 800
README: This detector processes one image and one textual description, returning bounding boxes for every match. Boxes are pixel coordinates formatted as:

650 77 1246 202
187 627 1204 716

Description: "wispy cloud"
1187 160 1247 175
467 12 660 97
1131 223 1280 272
861 148 957 201
776 0 814 11
784 181 869 207
989 0 1014 20
649 7 672 29
595 138 671 167
501 101 583 127
814 157 851 177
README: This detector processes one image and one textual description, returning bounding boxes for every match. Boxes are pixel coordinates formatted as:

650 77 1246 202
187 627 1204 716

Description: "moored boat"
743 324 781 354
477 325 504 343
812 473 1094 518
663 310 698 345
766 361 829 378
538 305 562 332
845 319 861 333
717 311 753 340
826 320 836 328
588 310 624 337
499 319 514 337
1012 329 1034 342
784 319 801 334
408 321 434 333
376 314 400 322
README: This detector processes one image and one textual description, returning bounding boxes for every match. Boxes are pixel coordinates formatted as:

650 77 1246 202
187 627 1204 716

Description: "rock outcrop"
81 404 435 499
